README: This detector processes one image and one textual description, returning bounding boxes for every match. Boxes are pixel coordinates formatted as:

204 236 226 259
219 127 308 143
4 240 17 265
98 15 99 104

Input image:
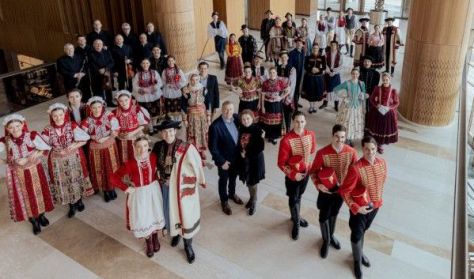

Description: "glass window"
327 0 341 11
345 0 360 12
364 0 402 17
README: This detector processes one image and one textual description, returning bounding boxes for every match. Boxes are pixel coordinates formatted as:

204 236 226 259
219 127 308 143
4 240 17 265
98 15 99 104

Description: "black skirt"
237 152 265 186
302 74 325 102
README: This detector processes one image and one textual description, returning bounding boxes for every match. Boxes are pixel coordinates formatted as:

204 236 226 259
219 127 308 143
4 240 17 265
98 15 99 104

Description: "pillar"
296 0 317 16
398 0 474 126
153 0 197 71
213 0 245 36
248 0 295 30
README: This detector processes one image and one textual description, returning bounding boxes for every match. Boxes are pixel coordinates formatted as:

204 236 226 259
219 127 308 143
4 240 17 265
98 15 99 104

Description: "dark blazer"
86 30 113 47
57 54 84 90
146 31 168 55
110 44 133 76
203 74 220 113
209 114 239 167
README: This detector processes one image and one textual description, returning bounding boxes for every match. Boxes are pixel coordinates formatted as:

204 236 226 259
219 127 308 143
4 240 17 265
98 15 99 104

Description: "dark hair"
134 135 150 145
361 136 378 147
332 124 346 135
269 66 277 72
292 111 305 120
198 61 209 68
76 34 86 39
326 7 332 11
67 89 83 97
243 65 252 70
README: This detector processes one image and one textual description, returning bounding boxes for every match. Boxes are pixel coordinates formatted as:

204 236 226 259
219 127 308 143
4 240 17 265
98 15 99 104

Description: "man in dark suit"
198 61 220 119
135 33 153 69
145 22 168 55
57 43 90 99
88 39 114 104
359 56 381 113
120 22 140 54
86 20 113 48
260 10 275 61
110 34 133 91
209 101 244 215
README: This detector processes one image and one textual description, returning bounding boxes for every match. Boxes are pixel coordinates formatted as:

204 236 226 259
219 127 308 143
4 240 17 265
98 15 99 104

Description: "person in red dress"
43 103 94 218
365 72 399 154
112 90 150 164
81 96 121 202
309 124 357 258
110 136 166 258
0 114 54 235
277 111 316 240
339 136 388 279
225 33 244 85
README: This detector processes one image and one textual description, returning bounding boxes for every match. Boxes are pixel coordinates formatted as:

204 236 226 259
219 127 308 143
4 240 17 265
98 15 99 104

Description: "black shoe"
221 201 232 215
354 261 362 279
299 218 308 228
145 237 154 258
171 235 181 247
248 202 256 216
68 203 76 218
184 238 195 264
297 103 303 108
29 218 41 235
290 205 300 240
271 139 277 145
110 190 117 200
75 199 85 212
104 191 111 203
319 101 328 109
362 254 371 267
351 240 363 279
320 221 330 258
291 221 299 240
245 199 252 209
38 214 49 227
230 194 244 205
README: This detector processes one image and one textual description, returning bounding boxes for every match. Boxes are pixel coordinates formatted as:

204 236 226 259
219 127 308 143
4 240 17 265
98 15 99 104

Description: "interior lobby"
0 0 473 278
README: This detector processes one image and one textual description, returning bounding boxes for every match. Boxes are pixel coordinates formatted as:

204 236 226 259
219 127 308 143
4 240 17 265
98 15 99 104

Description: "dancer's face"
241 114 253 127
332 131 346 148
51 109 65 126
68 91 82 107
161 128 176 144
134 139 149 157
118 96 130 110
6 121 23 138
363 142 377 161
91 103 103 117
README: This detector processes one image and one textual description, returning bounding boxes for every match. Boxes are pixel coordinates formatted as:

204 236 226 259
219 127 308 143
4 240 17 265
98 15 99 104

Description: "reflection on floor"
0 15 457 279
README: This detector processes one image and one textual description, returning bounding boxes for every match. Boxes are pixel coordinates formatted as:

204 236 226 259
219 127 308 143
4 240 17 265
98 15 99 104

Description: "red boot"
152 232 160 252
145 237 154 257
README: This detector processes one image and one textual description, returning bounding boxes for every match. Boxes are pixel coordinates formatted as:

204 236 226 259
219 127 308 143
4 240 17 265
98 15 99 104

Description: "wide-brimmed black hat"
385 17 395 22
359 17 370 23
154 119 181 131
279 50 289 57
255 50 265 60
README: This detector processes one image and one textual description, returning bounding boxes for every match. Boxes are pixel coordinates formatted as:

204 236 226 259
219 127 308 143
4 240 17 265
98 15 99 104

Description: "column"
398 0 474 126
152 0 197 71
248 0 296 30
213 0 245 35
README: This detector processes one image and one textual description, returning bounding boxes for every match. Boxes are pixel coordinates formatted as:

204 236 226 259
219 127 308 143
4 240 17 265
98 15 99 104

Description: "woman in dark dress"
236 110 265 215
302 44 327 113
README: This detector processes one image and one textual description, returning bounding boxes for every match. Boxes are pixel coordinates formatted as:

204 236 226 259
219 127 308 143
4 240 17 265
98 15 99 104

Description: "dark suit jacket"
203 74 219 113
57 54 84 90
209 114 239 167
110 44 133 76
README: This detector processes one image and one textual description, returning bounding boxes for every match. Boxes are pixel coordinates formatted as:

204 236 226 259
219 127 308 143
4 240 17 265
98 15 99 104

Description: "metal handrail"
452 48 469 279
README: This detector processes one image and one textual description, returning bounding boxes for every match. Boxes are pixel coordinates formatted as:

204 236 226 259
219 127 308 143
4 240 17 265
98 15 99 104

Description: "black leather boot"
361 235 370 267
75 199 85 212
110 189 117 200
351 240 363 279
290 204 300 240
29 218 41 235
248 185 257 216
104 191 111 202
171 235 181 247
38 213 49 227
67 203 76 218
390 66 395 77
319 100 328 109
329 216 341 250
334 101 339 112
350 45 354 57
319 221 330 258
297 203 308 227
184 238 195 264
152 232 160 252
345 44 349 54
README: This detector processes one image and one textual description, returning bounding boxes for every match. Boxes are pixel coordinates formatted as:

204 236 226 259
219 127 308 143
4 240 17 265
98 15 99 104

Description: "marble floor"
0 14 462 279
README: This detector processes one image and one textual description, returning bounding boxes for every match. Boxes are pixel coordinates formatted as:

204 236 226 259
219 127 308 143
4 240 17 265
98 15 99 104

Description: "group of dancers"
2 9 404 279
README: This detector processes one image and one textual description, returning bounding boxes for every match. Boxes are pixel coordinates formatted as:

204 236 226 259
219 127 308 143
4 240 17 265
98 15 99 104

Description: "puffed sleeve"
110 162 131 191
31 132 51 151
110 116 120 131
72 123 91 141
41 127 52 144
137 106 151 125
178 69 187 89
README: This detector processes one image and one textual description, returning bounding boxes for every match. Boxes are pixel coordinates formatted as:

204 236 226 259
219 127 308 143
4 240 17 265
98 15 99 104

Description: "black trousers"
214 36 226 67
218 165 237 202
285 175 309 208
348 208 379 243
317 192 344 223
283 104 293 133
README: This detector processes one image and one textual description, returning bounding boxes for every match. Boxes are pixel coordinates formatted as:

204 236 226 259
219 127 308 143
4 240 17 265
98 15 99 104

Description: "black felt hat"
359 17 370 23
154 119 181 131
385 17 395 22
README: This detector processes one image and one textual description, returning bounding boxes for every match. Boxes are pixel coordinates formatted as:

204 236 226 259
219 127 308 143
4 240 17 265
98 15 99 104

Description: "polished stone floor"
0 15 460 279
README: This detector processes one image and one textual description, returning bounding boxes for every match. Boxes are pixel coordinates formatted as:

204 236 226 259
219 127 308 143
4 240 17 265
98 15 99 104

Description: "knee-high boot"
350 45 354 57
319 220 330 258
361 234 371 267
351 240 363 279
290 203 300 240
329 216 341 249
247 185 257 216
334 100 339 112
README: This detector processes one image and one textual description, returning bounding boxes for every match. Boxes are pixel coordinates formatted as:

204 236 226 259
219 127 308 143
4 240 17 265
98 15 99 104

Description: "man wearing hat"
309 124 357 259
360 56 381 113
239 24 258 64
277 50 297 132
252 51 269 81
344 8 357 57
260 10 275 61
283 12 297 50
152 118 206 264
289 38 306 109
382 17 404 76
208 11 228 69
353 18 370 66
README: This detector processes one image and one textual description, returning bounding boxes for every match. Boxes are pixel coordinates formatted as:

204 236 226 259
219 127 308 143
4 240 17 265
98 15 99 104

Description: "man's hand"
318 184 331 194
295 173 305 181
221 161 230 170
357 206 373 215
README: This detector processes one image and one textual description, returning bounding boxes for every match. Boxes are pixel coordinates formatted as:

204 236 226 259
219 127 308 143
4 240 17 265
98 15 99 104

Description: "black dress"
236 124 265 186
302 54 326 102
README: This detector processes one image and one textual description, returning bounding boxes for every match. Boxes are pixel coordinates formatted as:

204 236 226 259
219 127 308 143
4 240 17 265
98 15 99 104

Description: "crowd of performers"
2 8 404 279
